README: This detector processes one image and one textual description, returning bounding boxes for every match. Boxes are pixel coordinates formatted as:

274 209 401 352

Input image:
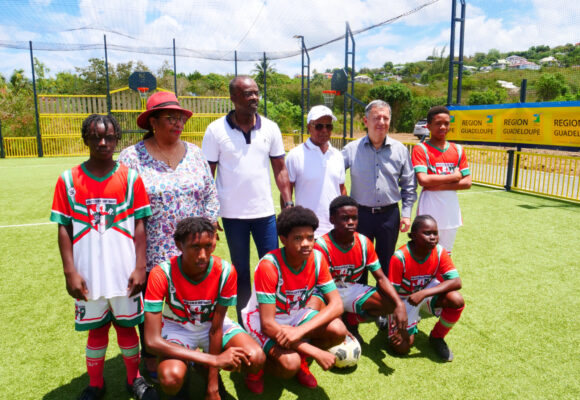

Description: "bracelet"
284 201 295 208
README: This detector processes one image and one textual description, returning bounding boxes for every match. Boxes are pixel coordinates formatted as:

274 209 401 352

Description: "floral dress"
118 141 220 271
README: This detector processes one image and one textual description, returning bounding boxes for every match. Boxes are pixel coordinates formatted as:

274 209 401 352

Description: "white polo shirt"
285 138 345 236
202 112 285 219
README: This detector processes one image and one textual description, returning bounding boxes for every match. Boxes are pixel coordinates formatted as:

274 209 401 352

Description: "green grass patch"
1 156 579 399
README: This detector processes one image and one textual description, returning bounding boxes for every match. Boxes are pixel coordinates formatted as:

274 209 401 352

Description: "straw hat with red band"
137 91 193 130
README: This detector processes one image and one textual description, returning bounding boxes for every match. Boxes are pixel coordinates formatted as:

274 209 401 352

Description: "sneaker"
78 381 106 400
128 376 160 400
244 370 264 394
296 358 317 389
375 315 388 331
429 334 454 362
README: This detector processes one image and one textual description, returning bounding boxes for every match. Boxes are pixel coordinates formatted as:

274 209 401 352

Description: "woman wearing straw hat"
118 91 220 379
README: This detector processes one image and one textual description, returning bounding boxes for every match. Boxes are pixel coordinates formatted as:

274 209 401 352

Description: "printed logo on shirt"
435 162 456 175
410 275 433 291
332 264 355 287
86 198 117 234
286 287 309 311
183 299 213 324
75 304 86 320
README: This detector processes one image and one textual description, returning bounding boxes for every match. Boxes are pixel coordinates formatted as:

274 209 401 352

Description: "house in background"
354 75 373 84
539 56 561 67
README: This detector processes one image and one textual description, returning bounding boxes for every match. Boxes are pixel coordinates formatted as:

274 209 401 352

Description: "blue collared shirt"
342 135 417 218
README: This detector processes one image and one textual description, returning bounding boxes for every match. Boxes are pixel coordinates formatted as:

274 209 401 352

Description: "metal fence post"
0 120 5 158
505 149 514 191
513 145 522 189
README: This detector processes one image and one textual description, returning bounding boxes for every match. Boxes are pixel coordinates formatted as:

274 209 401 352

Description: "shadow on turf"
368 328 445 364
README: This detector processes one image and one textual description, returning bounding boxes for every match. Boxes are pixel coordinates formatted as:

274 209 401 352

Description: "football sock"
114 323 141 385
431 305 464 339
86 322 111 388
345 312 365 325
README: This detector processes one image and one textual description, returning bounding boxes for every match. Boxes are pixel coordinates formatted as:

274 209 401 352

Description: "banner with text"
447 101 580 147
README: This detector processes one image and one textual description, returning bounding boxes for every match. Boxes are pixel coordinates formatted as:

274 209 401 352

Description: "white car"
413 119 429 140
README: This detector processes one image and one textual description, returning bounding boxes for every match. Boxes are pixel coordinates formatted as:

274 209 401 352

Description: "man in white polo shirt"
202 76 293 322
285 105 346 237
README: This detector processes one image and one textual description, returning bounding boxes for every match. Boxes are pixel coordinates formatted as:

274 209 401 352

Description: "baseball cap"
307 105 337 124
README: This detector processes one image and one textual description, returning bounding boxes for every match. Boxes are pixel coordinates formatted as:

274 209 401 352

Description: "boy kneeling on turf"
144 217 266 398
387 215 465 361
308 196 407 342
51 114 158 400
241 206 348 389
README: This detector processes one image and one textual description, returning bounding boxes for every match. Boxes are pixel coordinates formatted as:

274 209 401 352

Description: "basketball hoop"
137 87 149 109
322 90 340 109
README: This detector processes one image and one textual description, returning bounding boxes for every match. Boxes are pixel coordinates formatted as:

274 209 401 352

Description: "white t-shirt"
286 138 345 236
202 113 285 219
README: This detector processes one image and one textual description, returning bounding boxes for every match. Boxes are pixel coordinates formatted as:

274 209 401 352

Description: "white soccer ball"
328 335 361 368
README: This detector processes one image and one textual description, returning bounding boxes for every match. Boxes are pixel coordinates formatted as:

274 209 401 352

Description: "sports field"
1 156 579 400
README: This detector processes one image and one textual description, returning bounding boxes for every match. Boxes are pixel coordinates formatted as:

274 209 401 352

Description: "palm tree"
252 58 276 85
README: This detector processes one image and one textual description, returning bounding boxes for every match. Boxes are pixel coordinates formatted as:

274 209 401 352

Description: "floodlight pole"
234 51 238 76
343 22 355 140
263 52 268 117
104 35 112 114
295 35 311 137
447 0 466 105
29 41 43 157
173 38 178 96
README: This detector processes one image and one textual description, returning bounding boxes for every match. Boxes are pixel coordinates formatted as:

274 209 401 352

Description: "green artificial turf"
0 156 578 399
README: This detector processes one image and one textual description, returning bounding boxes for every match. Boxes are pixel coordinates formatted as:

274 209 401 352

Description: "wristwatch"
284 201 295 208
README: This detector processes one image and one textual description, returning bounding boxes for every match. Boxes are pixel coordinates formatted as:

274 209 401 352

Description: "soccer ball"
328 335 361 368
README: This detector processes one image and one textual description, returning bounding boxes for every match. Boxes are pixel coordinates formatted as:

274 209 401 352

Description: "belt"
359 204 397 214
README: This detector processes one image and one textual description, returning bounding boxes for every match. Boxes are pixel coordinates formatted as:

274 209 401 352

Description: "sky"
0 0 578 81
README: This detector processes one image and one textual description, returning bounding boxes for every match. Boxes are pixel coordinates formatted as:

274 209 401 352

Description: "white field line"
0 222 55 229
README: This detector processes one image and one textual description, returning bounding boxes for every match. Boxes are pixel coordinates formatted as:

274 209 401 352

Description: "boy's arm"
58 223 88 301
371 268 407 332
144 311 248 370
423 173 472 191
416 169 463 189
127 218 147 297
408 277 462 306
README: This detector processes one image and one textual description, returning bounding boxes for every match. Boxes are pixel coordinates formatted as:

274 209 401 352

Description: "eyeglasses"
159 115 188 125
313 123 333 131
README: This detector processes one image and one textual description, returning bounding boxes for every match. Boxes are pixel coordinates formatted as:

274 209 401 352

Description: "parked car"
413 119 429 140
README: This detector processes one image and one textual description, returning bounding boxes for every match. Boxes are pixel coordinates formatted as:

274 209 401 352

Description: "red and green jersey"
144 255 237 328
412 141 470 178
315 232 381 285
388 243 459 296
248 248 336 315
50 163 152 299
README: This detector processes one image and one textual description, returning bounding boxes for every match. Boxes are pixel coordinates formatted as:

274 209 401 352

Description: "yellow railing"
511 151 579 201
465 147 511 188
3 137 38 158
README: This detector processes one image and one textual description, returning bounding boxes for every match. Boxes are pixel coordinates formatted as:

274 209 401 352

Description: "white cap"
307 105 337 124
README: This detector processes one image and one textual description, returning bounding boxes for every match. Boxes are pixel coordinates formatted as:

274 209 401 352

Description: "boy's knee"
158 362 187 395
447 291 465 308
328 318 348 340
274 351 301 378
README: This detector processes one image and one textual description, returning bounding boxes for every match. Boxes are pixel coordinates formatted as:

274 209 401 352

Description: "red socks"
114 324 141 385
431 305 464 339
86 322 111 388
86 322 141 387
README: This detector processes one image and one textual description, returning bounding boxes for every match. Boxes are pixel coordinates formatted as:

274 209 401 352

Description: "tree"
535 73 568 101
252 58 276 86
467 88 507 105
367 83 411 132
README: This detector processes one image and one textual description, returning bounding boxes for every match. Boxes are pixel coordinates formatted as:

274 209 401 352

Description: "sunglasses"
313 123 333 131
159 115 188 125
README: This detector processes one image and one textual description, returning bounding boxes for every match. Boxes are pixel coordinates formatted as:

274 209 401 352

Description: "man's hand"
65 271 88 301
275 325 303 348
127 267 146 297
400 217 411 233
216 347 250 370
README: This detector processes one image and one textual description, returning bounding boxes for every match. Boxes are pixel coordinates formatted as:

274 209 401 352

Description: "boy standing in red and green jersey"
51 114 157 400
412 105 471 255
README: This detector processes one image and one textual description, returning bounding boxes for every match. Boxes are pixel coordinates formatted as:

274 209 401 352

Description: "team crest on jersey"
75 304 86 320
67 187 76 200
435 162 455 175
86 198 117 233
183 300 213 324
332 264 354 287
286 287 309 311
410 275 433 291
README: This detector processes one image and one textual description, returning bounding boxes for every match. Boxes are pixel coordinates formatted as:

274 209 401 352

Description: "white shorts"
313 283 376 316
242 307 318 353
75 294 143 331
438 228 458 253
388 279 442 337
162 317 245 353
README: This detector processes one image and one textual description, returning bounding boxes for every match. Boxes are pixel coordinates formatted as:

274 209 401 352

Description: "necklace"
152 139 183 169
